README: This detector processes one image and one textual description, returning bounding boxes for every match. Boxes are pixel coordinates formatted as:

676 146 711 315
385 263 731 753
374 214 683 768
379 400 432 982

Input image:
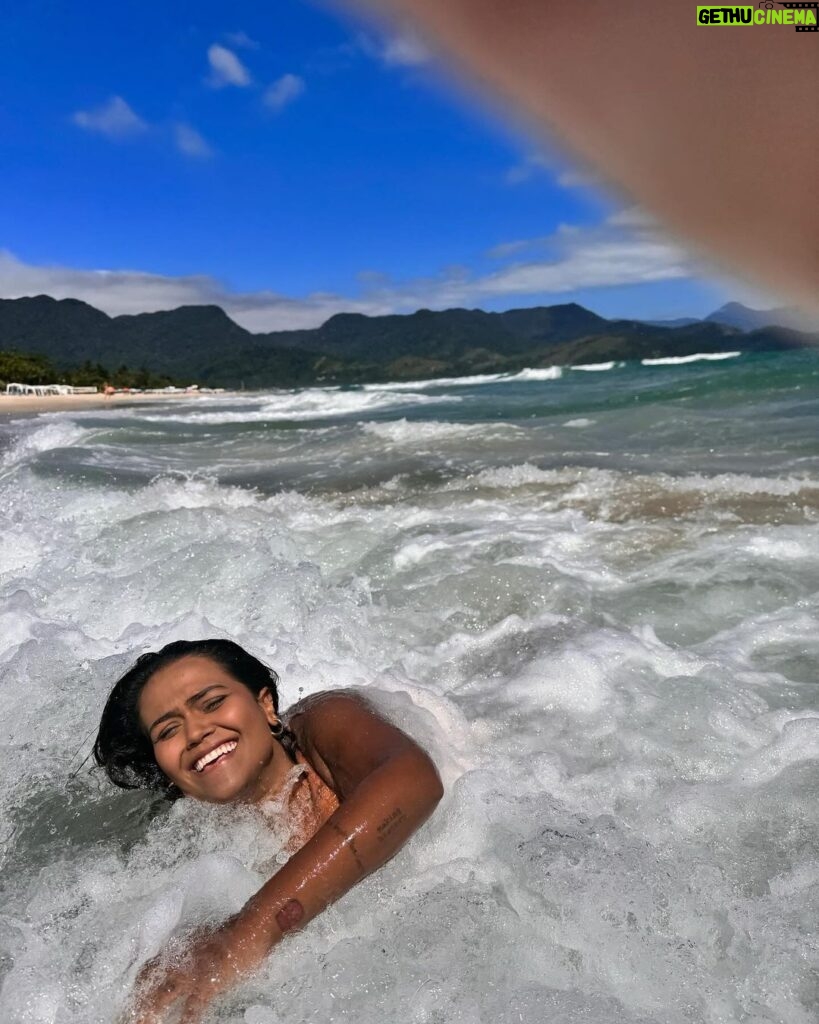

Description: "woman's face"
138 655 291 804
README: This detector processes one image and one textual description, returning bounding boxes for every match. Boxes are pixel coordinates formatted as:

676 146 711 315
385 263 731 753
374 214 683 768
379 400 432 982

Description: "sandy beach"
0 391 218 417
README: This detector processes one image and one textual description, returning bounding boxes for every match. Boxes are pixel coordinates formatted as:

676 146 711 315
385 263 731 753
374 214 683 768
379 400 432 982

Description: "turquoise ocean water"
1 349 818 1023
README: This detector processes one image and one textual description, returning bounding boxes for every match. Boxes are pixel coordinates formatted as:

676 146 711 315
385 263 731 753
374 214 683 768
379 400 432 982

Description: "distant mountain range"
0 296 816 387
648 302 816 332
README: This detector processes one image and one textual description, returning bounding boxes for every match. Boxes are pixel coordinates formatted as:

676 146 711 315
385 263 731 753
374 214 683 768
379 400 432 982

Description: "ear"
257 686 279 727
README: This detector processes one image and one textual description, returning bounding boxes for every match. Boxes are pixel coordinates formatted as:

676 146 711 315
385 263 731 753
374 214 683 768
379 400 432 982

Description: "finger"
179 994 206 1024
132 976 186 1020
120 985 165 1024
132 1012 162 1024
135 960 162 989
121 1002 162 1024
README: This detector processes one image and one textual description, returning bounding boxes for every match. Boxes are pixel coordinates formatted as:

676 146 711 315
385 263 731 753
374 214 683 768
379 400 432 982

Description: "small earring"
269 720 284 738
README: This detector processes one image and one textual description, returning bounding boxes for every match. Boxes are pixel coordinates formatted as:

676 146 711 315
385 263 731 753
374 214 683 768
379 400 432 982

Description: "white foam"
730 715 819 785
509 365 562 382
507 646 612 713
1 418 91 471
1 373 818 1024
361 418 520 446
132 388 456 425
459 462 564 488
658 471 818 497
361 365 562 390
564 418 595 428
0 527 42 578
641 351 741 366
570 361 618 371
362 371 510 391
743 534 812 560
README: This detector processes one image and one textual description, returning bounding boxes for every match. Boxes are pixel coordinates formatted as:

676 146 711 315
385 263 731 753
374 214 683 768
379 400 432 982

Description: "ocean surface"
1 349 818 1024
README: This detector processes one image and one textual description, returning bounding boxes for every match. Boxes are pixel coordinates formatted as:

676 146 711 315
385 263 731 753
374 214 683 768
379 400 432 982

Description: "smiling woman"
93 639 443 1024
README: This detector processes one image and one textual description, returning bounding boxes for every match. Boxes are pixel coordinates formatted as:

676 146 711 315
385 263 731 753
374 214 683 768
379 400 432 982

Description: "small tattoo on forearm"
276 898 304 932
329 821 366 871
376 808 407 842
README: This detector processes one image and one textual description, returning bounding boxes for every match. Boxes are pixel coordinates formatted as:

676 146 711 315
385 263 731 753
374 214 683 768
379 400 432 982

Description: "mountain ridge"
0 294 815 387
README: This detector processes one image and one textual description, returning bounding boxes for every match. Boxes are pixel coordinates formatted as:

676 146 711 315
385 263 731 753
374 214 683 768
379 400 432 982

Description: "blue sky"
0 0 750 331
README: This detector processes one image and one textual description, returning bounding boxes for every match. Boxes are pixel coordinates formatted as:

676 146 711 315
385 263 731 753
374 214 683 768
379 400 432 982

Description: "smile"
194 741 238 773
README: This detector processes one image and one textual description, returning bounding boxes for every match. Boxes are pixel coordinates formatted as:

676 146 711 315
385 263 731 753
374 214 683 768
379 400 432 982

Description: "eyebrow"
147 684 228 735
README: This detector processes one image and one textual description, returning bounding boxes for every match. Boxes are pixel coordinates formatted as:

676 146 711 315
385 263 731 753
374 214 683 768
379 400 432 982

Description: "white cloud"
0 250 383 332
505 153 603 191
380 31 431 67
360 217 696 312
71 96 148 139
556 167 602 190
174 123 213 159
485 238 548 260
475 237 690 297
71 101 215 160
504 152 551 185
356 30 431 68
207 44 251 88
606 206 657 230
263 74 305 112
0 217 701 333
225 31 259 50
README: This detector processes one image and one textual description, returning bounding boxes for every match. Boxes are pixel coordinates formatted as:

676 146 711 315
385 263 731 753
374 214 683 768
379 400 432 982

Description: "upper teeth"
194 741 237 772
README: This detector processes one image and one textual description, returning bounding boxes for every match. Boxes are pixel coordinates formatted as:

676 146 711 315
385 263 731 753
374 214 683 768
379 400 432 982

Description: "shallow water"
1 350 818 1023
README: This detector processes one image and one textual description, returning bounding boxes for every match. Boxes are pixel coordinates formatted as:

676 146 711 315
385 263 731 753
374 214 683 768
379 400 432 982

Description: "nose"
184 712 214 750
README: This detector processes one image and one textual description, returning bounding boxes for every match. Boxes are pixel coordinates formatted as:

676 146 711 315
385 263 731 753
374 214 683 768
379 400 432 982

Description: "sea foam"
641 351 741 366
1 352 817 1023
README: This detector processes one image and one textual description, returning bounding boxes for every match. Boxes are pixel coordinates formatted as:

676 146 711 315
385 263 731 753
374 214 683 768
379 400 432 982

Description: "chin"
188 773 258 805
190 783 244 804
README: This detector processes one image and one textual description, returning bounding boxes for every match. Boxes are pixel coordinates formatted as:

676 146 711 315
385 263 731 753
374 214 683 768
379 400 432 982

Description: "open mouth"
193 740 238 773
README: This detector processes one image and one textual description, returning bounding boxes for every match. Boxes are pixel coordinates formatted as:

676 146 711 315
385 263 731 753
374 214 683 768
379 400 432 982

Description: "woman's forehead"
139 656 241 712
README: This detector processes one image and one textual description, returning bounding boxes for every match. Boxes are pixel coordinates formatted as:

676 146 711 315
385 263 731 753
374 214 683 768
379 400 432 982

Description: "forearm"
237 749 443 951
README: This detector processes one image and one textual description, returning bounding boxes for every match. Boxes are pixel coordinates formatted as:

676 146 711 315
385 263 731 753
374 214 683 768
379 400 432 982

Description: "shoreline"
0 392 223 417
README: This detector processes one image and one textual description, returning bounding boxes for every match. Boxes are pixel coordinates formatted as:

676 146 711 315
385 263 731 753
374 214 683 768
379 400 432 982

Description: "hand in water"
126 916 268 1024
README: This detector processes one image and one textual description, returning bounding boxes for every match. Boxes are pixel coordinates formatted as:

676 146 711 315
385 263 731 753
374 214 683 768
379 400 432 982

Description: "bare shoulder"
285 688 378 724
285 689 438 799
286 689 413 758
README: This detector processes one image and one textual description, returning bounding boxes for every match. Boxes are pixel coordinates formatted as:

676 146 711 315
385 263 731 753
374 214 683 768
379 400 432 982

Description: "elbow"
429 762 445 807
372 747 444 822
415 750 445 814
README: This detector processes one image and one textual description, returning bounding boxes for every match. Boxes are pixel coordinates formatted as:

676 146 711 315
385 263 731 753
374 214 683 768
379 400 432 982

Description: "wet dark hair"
93 638 295 800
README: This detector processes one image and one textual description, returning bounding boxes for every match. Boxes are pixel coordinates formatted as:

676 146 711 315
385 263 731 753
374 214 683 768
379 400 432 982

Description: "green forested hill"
0 294 814 387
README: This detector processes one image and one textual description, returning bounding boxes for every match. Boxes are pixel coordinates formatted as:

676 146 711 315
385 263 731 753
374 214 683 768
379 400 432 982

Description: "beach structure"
4 383 98 396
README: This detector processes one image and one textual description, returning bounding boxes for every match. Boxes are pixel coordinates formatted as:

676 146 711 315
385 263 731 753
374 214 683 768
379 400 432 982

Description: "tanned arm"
243 692 443 937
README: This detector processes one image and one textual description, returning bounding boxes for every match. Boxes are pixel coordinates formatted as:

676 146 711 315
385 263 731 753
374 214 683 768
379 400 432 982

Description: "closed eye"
156 723 178 742
204 696 226 711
